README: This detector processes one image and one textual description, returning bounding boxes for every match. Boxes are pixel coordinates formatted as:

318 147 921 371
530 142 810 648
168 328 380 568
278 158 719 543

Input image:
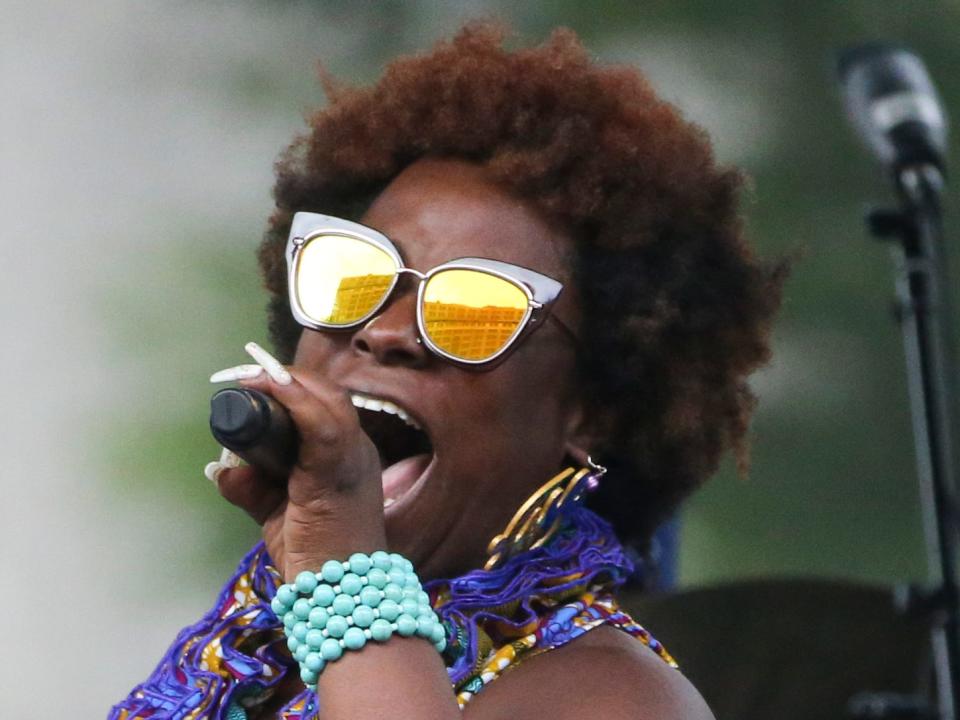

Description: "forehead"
359 158 572 281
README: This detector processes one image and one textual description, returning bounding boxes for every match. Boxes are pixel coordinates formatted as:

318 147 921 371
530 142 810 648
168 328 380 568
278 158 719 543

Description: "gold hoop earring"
484 461 606 571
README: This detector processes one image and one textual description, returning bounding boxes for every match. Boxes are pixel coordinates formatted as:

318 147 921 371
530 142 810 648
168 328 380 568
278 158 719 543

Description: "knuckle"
310 419 343 445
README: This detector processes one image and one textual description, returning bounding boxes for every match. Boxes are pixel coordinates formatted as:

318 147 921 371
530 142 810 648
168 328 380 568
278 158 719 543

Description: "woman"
113 22 783 719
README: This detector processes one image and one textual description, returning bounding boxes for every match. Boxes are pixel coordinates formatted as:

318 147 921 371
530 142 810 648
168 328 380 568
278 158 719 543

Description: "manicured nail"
244 342 292 385
210 364 264 383
219 447 241 468
204 461 225 483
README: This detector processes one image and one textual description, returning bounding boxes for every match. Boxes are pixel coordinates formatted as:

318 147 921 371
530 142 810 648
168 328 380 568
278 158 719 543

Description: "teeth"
383 497 396 508
349 393 421 429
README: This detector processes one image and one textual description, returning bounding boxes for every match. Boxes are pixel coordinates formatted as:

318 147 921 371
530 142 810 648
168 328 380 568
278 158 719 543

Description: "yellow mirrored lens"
295 233 396 325
422 269 529 361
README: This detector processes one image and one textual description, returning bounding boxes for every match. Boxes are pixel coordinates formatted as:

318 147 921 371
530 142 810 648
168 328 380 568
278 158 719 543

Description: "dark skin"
217 158 714 719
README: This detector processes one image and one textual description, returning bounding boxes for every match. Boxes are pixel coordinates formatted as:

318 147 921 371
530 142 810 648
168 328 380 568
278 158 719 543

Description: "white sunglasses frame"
285 211 573 368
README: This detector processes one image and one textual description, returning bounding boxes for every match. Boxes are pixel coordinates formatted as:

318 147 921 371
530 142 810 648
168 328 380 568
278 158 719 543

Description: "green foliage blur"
102 0 960 588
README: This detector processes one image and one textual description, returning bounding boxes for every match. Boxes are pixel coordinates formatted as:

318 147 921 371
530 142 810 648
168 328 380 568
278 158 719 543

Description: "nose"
350 291 429 368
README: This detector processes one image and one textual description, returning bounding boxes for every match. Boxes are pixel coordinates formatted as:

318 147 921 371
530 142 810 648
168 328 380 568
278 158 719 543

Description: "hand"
209 343 387 581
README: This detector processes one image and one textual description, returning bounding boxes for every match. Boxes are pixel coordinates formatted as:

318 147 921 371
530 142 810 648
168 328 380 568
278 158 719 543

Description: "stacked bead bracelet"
270 551 447 689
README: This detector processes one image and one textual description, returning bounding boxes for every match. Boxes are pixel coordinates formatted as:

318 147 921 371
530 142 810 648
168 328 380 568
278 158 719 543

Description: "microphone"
210 388 298 479
837 43 948 173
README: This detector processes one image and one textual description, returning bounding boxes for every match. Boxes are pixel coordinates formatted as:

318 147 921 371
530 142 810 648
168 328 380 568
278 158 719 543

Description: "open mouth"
350 392 434 507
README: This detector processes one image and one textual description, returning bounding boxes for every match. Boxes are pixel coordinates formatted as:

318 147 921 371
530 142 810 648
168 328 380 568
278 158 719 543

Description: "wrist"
281 496 388 582
285 542 387 582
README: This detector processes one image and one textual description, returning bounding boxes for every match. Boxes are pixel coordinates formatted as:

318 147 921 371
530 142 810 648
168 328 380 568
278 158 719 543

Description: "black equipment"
209 387 297 479
838 42 957 720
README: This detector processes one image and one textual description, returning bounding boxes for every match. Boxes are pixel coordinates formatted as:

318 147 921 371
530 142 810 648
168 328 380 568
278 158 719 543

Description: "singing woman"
112 21 784 719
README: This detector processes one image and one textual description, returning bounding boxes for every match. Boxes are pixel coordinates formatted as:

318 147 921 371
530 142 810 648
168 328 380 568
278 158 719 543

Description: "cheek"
446 357 577 466
491 349 578 425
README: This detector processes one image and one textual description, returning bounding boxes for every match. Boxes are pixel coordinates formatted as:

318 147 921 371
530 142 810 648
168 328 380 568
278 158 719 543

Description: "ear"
561 400 609 468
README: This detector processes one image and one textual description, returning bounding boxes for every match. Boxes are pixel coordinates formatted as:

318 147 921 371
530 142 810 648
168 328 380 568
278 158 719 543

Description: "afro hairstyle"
256 21 786 548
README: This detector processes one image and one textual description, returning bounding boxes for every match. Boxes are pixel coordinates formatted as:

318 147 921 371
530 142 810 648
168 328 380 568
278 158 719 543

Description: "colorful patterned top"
111 508 676 719
451 589 676 708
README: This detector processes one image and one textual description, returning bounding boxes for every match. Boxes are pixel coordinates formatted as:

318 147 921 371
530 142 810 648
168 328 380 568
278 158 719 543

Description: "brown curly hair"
256 22 786 547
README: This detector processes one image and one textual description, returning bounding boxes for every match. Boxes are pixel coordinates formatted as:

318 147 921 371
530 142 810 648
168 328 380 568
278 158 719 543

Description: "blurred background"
5 0 960 715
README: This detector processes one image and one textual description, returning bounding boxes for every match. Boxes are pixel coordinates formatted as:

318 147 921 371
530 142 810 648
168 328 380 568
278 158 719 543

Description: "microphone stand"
863 162 960 720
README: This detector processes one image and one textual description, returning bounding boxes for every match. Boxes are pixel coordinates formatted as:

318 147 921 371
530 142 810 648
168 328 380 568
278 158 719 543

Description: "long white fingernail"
219 448 241 468
244 342 292 385
204 461 225 483
210 364 264 383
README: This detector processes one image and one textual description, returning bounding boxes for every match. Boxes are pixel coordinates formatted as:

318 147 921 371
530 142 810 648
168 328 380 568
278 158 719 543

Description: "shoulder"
463 624 715 720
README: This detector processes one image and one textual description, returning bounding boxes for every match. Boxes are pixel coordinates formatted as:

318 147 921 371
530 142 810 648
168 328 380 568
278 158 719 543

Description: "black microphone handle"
210 387 298 479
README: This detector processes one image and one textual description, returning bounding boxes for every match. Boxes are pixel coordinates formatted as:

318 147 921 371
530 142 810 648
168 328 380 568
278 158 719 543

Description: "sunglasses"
285 212 576 368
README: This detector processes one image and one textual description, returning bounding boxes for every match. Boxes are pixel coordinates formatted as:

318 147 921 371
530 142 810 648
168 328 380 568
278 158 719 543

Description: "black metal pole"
838 41 957 719
876 163 960 719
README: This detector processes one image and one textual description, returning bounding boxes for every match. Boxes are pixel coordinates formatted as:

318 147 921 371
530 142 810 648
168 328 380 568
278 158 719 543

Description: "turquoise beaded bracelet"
270 551 446 689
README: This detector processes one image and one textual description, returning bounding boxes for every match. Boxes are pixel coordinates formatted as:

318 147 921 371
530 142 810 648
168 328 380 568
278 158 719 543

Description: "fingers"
243 374 360 474
207 340 373 496
216 465 286 525
245 341 292 385
213 340 348 416
204 342 385 570
210 364 263 383
207 345 294 523
204 447 241 481
213 343 353 441
202 448 283 524
233 343 359 451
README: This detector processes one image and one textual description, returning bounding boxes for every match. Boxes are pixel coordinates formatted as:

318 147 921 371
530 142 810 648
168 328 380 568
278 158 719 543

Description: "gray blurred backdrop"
5 0 960 715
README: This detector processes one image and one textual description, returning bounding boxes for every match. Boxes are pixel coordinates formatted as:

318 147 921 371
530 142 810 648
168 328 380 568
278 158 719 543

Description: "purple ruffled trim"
428 505 634 684
110 505 633 719
108 544 289 719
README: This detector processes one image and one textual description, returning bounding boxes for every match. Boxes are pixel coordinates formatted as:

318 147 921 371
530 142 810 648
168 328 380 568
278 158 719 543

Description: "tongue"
382 453 431 502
